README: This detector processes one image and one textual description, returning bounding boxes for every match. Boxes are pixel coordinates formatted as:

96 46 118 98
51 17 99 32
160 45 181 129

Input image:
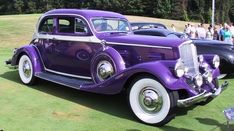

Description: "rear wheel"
128 77 178 126
18 55 36 85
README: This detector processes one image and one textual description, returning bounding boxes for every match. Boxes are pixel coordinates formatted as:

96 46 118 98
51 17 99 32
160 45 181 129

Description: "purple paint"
9 9 226 105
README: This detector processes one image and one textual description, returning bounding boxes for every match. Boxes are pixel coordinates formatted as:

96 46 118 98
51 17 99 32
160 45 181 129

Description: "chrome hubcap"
139 87 163 114
97 60 114 81
22 60 31 78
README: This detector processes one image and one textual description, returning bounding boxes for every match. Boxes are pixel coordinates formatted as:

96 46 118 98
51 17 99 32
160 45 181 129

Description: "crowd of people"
179 23 234 44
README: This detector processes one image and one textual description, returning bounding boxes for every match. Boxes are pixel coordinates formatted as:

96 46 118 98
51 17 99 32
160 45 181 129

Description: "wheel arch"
119 61 188 93
90 46 126 83
123 72 160 90
126 71 178 126
15 45 44 73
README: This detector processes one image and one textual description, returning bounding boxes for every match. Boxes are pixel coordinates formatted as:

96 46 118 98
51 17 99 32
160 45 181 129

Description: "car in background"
133 27 234 77
131 22 167 31
6 9 228 126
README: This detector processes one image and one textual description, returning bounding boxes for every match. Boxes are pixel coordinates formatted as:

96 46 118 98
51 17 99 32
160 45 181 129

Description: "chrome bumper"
177 81 229 107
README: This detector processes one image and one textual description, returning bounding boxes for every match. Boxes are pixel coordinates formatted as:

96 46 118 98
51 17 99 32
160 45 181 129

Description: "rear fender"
12 45 43 73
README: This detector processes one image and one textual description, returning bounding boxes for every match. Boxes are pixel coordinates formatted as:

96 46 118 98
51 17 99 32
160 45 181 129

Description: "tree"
14 0 24 14
0 0 234 23
171 0 188 21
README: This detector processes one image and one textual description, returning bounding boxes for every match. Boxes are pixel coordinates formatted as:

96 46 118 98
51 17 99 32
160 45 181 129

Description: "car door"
36 16 55 71
44 16 102 78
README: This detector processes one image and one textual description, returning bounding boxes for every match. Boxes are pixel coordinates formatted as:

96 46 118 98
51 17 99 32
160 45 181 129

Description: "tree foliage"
0 0 234 23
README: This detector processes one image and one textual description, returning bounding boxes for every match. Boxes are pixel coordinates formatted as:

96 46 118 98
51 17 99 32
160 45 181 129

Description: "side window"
75 18 88 33
58 17 75 33
38 18 53 33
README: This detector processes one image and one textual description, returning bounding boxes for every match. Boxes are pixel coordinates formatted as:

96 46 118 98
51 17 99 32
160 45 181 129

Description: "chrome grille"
179 42 199 76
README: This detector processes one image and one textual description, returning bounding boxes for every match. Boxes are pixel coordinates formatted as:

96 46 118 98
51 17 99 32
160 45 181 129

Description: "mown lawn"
0 14 233 131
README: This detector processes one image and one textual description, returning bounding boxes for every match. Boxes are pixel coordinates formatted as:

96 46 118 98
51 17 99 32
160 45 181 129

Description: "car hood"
96 33 186 48
193 39 234 49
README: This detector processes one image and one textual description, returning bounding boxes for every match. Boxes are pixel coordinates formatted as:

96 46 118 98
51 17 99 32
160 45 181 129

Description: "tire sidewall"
128 77 172 125
18 55 34 84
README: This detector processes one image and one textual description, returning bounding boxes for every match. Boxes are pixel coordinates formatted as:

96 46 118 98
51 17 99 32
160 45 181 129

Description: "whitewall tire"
128 77 177 126
18 55 36 85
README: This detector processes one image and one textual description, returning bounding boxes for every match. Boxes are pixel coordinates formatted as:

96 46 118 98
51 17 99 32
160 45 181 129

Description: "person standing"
196 24 201 39
190 24 196 39
171 24 176 32
199 23 206 39
213 26 219 40
184 24 191 36
219 24 225 41
206 27 213 40
223 26 233 44
229 23 234 42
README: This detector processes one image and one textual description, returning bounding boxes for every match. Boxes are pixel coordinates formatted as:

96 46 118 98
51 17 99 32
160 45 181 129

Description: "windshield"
92 18 130 32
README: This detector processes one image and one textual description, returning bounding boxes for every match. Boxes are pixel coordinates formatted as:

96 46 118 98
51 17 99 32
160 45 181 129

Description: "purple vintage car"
6 9 228 126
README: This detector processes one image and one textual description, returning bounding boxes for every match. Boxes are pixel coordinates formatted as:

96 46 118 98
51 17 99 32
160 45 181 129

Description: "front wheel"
128 77 177 126
18 55 36 85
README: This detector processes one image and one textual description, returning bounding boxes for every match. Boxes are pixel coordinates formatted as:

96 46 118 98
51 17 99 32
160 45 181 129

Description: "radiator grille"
179 42 199 76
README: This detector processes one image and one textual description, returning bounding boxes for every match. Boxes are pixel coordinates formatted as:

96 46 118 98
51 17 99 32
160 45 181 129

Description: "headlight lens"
198 55 204 63
200 62 209 70
175 59 186 77
212 55 220 68
194 74 203 87
203 71 213 83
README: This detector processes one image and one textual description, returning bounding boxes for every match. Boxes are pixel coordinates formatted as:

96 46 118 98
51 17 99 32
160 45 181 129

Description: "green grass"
0 14 234 131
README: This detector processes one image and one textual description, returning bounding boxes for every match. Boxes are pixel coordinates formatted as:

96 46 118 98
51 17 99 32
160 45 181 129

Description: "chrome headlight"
198 55 204 63
203 71 213 83
212 55 220 68
175 59 186 77
194 74 203 87
200 62 209 70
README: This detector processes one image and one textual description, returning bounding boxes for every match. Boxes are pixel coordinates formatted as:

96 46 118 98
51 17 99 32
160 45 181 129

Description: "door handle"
52 37 57 40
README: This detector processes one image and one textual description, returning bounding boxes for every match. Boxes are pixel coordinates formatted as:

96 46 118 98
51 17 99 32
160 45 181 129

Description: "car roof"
130 22 167 29
134 28 171 35
44 9 126 19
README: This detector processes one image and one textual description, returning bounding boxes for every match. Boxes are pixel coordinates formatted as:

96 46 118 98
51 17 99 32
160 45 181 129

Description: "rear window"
58 17 75 33
39 18 53 33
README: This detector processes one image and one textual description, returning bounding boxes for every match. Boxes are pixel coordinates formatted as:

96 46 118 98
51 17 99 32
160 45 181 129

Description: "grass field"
0 14 234 131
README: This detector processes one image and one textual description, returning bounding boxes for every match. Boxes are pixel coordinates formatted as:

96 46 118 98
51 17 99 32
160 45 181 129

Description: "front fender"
81 60 192 94
11 45 43 73
124 60 190 91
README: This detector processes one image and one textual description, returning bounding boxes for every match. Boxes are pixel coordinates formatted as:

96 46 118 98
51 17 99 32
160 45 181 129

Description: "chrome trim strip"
37 34 101 43
106 42 172 49
45 68 92 80
36 34 172 49
178 40 193 48
32 45 92 80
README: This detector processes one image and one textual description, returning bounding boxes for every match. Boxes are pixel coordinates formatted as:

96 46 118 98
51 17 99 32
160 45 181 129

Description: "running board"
35 72 93 90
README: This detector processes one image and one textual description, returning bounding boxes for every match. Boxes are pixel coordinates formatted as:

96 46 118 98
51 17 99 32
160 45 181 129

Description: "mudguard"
11 45 43 73
81 60 196 95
